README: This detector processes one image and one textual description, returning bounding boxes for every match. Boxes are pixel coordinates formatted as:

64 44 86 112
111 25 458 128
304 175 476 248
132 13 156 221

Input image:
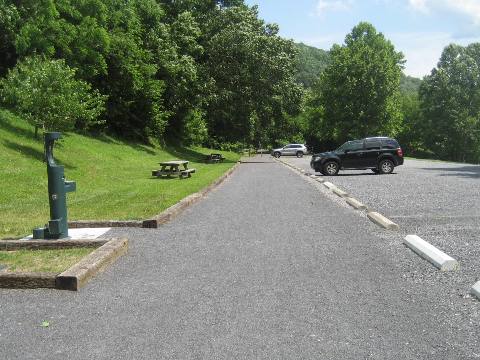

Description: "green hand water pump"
33 132 76 239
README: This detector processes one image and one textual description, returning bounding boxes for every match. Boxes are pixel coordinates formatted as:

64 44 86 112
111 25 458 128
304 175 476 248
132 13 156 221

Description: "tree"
419 43 480 162
0 0 19 76
201 5 303 145
317 22 405 143
0 56 106 137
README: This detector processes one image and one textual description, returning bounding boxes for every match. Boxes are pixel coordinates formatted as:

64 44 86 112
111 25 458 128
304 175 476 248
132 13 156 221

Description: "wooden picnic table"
152 160 196 179
205 153 225 163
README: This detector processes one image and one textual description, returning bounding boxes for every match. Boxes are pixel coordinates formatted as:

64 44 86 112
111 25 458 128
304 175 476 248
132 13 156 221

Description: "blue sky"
243 0 480 78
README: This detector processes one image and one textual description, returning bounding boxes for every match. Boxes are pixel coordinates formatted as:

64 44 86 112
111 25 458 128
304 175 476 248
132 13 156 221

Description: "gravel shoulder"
0 159 479 359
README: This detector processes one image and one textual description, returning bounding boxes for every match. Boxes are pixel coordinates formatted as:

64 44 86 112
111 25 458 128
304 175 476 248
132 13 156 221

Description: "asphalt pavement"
1 158 479 359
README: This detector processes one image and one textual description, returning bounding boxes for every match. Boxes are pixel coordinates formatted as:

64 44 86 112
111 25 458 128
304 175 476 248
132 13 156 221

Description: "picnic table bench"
205 153 225 163
152 160 196 179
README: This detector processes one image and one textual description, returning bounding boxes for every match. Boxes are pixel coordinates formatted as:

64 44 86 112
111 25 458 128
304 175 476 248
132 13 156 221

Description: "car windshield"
335 140 363 152
335 142 350 152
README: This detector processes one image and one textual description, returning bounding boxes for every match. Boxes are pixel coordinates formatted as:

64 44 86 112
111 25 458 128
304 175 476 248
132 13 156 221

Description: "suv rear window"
381 139 399 149
365 140 381 150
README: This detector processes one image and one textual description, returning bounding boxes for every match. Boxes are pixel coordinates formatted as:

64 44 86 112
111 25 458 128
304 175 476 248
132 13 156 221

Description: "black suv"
310 137 404 175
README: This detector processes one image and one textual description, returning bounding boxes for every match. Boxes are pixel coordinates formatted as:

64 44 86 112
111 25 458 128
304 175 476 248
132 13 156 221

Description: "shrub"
183 109 208 145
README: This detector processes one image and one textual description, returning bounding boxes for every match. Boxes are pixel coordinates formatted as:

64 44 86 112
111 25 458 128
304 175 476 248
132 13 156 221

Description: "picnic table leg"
160 165 167 177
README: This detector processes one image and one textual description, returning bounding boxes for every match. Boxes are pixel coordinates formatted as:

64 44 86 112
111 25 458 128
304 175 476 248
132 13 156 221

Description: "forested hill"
294 43 330 88
294 42 422 91
400 74 423 93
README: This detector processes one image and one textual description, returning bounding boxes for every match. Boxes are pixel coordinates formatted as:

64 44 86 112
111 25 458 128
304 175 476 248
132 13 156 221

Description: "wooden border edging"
64 162 240 230
0 273 57 289
143 162 239 228
404 235 459 271
0 239 107 251
56 238 128 291
0 238 128 290
69 220 142 229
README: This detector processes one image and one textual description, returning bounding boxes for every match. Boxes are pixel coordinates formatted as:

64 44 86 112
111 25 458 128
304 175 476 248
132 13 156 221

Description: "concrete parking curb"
345 197 367 210
323 181 336 190
471 281 480 300
367 212 400 230
275 159 400 231
403 235 459 271
332 187 349 198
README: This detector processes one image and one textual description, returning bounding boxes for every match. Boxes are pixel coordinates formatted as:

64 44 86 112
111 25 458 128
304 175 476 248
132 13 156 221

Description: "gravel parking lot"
282 155 480 299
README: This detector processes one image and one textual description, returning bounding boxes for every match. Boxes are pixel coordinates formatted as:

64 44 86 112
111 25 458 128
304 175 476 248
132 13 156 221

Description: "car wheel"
296 151 303 158
273 152 281 158
378 159 394 174
323 161 339 176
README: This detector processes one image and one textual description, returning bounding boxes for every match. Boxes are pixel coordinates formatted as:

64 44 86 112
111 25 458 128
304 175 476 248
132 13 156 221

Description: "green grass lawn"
0 109 240 238
0 248 94 273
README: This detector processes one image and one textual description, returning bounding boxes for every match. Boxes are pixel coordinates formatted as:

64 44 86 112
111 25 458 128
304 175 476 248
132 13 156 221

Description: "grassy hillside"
0 109 240 238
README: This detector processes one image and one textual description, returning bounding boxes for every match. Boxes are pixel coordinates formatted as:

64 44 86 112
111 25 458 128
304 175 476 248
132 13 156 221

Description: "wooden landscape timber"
0 238 128 291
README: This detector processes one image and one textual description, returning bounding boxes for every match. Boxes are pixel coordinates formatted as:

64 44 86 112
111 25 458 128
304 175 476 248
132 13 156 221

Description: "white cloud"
386 31 480 77
445 0 480 24
408 0 480 24
408 0 429 12
315 0 354 16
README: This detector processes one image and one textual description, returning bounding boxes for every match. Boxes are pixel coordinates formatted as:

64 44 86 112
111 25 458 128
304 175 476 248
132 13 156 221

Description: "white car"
271 144 307 158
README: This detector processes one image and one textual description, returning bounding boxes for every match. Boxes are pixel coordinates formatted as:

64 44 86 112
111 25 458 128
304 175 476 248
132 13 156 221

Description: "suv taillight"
397 148 403 157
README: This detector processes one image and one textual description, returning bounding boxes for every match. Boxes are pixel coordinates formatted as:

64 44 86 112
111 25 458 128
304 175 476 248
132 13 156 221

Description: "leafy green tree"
419 43 480 162
0 0 19 76
0 56 106 137
201 5 303 146
14 0 110 81
183 109 208 145
317 22 405 143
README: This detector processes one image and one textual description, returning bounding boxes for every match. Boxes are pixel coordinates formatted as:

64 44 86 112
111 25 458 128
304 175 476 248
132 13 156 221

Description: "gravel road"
284 155 480 296
1 159 479 359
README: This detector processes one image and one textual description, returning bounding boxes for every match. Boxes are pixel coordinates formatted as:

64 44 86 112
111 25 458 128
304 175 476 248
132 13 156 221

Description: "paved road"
1 159 479 359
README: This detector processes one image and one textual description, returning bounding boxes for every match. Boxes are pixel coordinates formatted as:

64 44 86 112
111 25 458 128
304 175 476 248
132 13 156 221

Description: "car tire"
296 151 303 158
378 159 394 174
323 161 339 176
273 152 281 158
